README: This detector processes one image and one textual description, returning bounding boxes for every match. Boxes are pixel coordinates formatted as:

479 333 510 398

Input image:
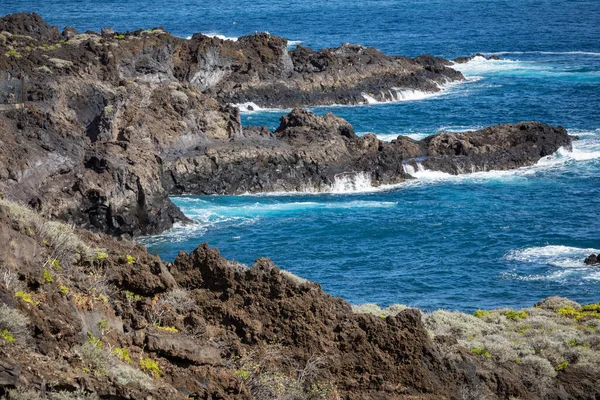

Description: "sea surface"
4 0 599 311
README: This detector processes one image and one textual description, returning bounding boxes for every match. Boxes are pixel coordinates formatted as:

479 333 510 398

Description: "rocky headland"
0 13 596 400
0 13 573 237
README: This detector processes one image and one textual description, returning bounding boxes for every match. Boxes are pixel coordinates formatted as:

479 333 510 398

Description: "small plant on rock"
43 267 54 283
140 356 162 377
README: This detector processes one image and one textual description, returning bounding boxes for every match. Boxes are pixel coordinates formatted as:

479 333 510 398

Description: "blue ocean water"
4 0 599 311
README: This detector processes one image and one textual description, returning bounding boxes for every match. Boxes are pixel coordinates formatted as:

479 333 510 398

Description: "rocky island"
0 13 598 400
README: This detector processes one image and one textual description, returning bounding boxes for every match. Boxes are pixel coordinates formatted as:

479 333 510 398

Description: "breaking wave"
505 245 599 269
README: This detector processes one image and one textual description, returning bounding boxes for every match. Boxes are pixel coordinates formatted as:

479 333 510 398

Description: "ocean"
4 0 599 311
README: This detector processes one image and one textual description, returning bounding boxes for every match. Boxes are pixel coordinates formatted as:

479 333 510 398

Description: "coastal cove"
0 1 600 398
143 53 600 312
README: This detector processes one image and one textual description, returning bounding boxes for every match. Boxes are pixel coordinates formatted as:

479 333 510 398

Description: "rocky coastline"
0 13 597 400
0 13 573 238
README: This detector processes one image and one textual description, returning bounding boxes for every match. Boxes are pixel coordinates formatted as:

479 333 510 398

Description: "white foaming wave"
358 132 429 142
360 84 454 105
451 56 533 75
200 200 396 215
453 56 600 80
231 102 262 112
505 245 600 268
287 40 302 47
402 163 453 180
140 197 398 245
231 102 291 113
485 51 600 57
138 213 259 247
327 172 374 193
199 32 239 41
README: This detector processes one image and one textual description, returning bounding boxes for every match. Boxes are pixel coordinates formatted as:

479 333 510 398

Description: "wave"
453 56 600 81
327 172 373 193
231 102 290 113
501 245 600 283
199 32 239 41
360 82 457 105
484 51 600 57
287 40 302 48
366 132 429 142
140 195 399 246
505 245 599 268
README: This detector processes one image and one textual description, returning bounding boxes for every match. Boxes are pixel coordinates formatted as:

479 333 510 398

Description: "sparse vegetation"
110 363 154 390
73 340 109 375
235 347 338 400
351 303 409 317
124 290 142 303
140 357 162 377
4 387 99 400
112 347 133 364
15 291 38 306
0 198 92 271
423 297 600 379
0 304 30 345
43 267 54 283
4 48 21 58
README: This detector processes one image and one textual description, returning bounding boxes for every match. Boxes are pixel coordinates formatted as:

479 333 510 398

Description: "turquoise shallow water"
5 0 599 311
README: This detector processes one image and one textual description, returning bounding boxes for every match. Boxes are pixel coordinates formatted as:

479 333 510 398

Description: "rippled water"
6 0 599 311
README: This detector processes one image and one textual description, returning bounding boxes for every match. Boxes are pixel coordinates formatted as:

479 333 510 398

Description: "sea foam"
505 245 600 269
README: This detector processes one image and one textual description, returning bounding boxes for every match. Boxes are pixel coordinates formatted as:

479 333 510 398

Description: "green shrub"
581 302 600 312
236 368 251 380
556 361 569 371
15 291 38 305
140 357 162 377
112 347 133 364
87 332 102 347
473 309 493 318
124 290 142 303
557 306 579 317
1 328 15 342
4 48 21 58
471 347 492 359
504 310 528 321
43 267 54 283
51 258 63 270
153 323 178 333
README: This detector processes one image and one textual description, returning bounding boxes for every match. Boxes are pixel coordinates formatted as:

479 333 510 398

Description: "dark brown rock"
584 254 599 265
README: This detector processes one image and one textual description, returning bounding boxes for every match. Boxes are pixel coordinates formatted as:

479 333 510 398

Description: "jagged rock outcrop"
168 109 572 194
453 53 502 64
584 254 599 265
